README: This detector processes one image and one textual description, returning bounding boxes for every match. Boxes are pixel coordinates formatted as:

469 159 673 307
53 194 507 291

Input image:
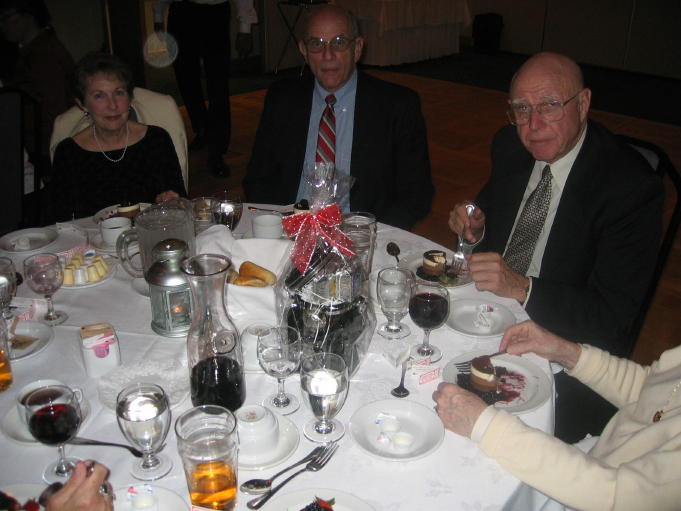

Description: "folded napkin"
196 224 236 258
8 296 47 323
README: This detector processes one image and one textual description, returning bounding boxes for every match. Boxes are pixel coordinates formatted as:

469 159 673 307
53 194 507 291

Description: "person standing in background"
153 0 257 178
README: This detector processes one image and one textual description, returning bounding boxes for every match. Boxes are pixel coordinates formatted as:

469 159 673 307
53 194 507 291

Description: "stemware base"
263 393 299 415
131 453 172 481
377 322 411 340
43 311 68 326
410 344 442 363
303 418 344 443
43 456 81 484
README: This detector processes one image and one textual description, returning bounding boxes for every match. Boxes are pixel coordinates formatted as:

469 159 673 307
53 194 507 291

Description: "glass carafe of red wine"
180 254 245 412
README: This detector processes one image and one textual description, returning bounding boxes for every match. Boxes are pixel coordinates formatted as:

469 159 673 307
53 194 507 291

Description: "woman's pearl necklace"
652 380 681 423
93 122 129 163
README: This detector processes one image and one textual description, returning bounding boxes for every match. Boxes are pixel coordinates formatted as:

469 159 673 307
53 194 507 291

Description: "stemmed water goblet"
23 253 68 325
376 267 414 339
300 352 349 443
409 281 450 363
257 325 302 415
211 190 243 231
116 382 172 481
24 384 82 483
0 257 17 319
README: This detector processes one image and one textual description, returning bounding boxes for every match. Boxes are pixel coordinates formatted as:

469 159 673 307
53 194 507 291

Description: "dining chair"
617 134 681 353
49 87 189 192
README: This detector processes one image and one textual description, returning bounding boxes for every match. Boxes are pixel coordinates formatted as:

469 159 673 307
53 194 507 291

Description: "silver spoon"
391 358 410 398
387 242 401 265
67 437 144 457
240 446 324 495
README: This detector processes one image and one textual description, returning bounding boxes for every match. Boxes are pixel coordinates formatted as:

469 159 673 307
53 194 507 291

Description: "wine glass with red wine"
408 282 450 363
24 384 82 483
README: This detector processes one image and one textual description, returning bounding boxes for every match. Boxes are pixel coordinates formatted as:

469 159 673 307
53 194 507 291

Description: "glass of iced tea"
175 405 238 511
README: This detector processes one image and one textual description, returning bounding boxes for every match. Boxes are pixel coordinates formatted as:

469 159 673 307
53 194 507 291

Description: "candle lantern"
146 239 192 337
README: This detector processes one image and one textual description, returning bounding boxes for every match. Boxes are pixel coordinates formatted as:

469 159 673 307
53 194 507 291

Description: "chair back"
618 134 681 350
49 87 189 191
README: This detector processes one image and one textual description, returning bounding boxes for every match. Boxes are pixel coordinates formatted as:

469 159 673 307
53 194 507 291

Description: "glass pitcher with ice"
117 199 195 278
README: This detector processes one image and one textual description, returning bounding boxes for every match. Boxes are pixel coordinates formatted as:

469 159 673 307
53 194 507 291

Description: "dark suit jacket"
243 72 433 230
476 121 664 357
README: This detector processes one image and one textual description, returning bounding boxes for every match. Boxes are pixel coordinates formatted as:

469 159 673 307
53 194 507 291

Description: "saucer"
1 398 91 444
90 233 118 255
238 414 299 470
10 321 54 361
114 484 188 510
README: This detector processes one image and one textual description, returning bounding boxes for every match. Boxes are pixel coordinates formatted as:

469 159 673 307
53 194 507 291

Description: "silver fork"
454 351 505 373
246 442 339 510
451 204 476 275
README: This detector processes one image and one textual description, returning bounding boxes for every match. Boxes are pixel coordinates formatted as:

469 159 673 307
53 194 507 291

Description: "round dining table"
0 204 555 510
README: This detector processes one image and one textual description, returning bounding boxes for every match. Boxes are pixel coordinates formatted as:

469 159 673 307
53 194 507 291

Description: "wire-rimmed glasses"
507 90 582 125
304 35 356 53
23 253 68 325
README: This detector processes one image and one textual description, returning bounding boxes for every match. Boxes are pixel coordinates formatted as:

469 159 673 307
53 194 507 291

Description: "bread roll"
233 275 267 287
226 269 239 284
239 261 276 286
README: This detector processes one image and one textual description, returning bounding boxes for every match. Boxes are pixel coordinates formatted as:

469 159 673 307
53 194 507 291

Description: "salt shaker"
79 322 121 377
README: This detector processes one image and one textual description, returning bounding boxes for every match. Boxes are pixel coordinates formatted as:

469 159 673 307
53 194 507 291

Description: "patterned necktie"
315 94 336 163
504 164 553 275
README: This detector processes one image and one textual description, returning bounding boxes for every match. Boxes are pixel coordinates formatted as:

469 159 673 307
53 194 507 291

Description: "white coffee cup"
16 379 69 424
235 404 279 457
100 216 132 246
252 214 283 239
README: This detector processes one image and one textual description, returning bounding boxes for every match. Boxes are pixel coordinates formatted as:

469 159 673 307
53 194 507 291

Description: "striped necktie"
315 94 336 163
504 164 553 275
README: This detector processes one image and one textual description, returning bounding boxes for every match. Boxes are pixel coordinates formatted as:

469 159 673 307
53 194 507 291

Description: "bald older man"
449 52 664 442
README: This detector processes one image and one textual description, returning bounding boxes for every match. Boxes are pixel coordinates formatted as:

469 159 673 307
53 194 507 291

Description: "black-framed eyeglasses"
304 35 356 53
507 90 582 126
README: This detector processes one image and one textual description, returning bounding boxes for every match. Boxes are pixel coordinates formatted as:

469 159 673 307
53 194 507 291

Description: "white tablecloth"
0 205 554 510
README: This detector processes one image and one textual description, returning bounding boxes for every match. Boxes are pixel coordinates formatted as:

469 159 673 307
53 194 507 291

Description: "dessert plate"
349 399 444 462
114 484 188 510
446 299 516 338
0 227 58 253
1 484 45 509
262 489 374 511
442 351 552 415
239 414 299 470
92 203 151 224
10 321 54 361
401 255 474 288
62 257 118 289
1 398 91 444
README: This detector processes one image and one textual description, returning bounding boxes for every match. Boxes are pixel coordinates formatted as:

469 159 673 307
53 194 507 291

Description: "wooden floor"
187 70 681 365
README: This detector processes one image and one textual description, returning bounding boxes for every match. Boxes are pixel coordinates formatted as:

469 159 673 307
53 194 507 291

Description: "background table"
0 206 554 510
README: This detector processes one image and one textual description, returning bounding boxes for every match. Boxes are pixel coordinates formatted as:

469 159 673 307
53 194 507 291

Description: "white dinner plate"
446 299 517 338
1 398 91 444
349 399 444 462
1 484 45 509
239 414 300 470
400 255 474 288
261 488 374 511
62 256 118 289
0 227 58 253
114 484 188 510
92 203 151 224
442 351 552 414
10 321 54 361
89 233 118 255
131 278 150 298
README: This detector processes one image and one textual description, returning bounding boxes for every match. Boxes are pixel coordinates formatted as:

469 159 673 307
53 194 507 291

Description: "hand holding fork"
451 203 477 276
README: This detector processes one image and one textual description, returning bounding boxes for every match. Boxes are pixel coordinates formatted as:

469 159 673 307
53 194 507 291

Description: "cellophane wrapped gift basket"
275 163 376 376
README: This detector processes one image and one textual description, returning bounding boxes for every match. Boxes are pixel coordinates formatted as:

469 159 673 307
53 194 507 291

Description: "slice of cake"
421 250 447 277
469 355 498 393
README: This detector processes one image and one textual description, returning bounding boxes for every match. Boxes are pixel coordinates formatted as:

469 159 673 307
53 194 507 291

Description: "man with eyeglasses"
244 5 433 230
449 52 664 443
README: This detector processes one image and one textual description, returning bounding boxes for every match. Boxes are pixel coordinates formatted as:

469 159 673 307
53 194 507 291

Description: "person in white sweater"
433 320 681 511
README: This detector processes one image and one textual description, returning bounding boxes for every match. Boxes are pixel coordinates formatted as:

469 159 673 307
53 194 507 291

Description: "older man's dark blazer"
244 71 433 230
477 121 663 357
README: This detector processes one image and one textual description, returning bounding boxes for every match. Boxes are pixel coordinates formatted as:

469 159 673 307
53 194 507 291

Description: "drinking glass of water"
376 267 414 339
257 325 302 415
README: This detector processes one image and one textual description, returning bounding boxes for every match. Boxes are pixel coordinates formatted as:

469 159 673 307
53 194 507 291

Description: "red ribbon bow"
282 204 355 274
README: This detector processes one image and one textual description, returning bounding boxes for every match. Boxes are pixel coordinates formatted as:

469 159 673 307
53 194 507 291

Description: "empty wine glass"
376 267 414 339
211 190 243 231
116 382 172 481
23 253 68 325
409 282 450 363
300 352 349 443
0 257 17 320
24 384 82 483
257 325 302 415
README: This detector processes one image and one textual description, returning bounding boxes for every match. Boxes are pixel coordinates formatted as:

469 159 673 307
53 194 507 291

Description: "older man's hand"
432 383 488 438
448 201 485 244
468 252 529 302
46 461 113 511
500 320 582 370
